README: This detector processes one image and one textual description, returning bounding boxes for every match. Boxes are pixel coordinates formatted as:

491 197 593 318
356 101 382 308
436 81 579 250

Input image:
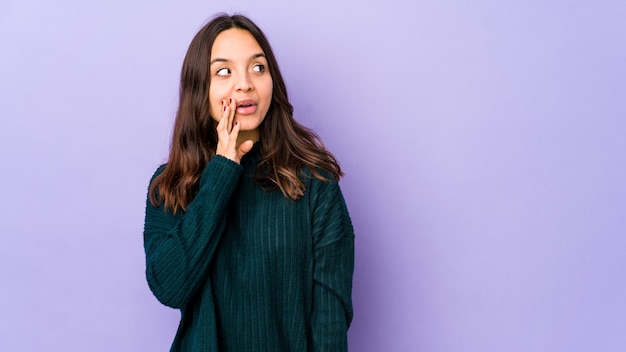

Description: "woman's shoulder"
149 163 168 184
302 166 342 205
302 166 339 184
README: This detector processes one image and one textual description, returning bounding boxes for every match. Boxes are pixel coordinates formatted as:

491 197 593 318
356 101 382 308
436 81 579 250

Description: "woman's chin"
236 117 264 132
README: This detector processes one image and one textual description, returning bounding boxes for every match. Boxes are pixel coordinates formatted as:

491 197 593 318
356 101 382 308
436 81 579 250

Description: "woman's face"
208 28 273 132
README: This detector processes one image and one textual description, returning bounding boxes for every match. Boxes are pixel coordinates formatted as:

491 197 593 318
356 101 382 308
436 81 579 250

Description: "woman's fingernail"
229 98 232 104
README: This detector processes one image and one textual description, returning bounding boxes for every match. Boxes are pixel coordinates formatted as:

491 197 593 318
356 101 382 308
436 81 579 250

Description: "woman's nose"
235 72 253 92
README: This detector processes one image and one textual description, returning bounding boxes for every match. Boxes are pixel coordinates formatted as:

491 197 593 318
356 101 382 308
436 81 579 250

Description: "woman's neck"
237 129 260 148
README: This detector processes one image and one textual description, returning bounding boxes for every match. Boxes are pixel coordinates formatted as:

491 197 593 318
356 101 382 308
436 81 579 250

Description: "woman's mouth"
235 99 258 115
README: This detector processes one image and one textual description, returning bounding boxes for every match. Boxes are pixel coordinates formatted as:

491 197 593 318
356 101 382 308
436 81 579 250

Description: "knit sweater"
143 145 354 351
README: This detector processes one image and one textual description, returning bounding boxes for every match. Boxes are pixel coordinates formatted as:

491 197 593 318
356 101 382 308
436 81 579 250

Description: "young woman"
143 14 354 351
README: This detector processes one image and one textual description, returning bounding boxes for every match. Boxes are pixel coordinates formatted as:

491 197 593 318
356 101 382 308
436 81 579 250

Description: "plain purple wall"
1 0 625 351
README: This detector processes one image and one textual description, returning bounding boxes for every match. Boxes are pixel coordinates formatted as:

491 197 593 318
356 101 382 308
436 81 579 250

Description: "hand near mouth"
216 98 254 164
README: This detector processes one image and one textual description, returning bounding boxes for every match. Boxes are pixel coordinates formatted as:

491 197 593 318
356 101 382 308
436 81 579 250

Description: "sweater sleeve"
309 178 355 352
143 156 242 309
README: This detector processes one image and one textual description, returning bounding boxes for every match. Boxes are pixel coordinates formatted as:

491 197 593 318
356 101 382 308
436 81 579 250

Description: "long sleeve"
309 178 355 352
143 156 242 309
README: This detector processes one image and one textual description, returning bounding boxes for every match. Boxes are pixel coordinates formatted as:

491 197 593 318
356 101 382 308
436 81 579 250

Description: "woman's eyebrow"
210 53 266 66
210 57 228 65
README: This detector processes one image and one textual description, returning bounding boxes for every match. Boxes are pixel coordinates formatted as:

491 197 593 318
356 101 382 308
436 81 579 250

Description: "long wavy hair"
149 14 342 214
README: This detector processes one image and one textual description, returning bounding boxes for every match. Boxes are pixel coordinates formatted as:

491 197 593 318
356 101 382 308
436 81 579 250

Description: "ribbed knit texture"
143 145 354 351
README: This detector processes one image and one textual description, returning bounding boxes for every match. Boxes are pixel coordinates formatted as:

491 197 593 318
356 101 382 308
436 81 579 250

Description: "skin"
209 28 273 164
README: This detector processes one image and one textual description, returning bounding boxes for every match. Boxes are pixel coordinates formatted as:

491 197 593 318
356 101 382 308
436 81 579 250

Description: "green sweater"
143 145 354 351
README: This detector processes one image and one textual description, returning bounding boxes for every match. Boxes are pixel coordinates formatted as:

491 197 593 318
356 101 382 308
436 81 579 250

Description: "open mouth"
237 100 256 108
235 99 258 114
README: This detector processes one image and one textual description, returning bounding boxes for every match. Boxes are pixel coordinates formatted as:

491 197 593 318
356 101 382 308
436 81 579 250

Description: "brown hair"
149 14 342 214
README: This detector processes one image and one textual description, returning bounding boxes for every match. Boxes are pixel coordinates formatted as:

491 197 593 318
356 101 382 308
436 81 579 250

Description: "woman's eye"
252 64 265 73
216 68 231 76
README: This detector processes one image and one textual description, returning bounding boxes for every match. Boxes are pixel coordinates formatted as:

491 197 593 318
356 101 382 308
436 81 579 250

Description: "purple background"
1 0 625 351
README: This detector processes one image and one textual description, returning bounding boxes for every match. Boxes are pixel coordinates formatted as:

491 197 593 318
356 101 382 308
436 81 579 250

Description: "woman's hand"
215 99 254 164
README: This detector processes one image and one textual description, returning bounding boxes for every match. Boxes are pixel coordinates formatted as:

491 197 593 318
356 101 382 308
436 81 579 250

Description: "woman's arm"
143 156 242 308
309 178 355 351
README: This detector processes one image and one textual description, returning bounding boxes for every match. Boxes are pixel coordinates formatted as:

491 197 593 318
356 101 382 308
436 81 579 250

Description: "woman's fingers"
216 98 249 163
216 100 228 136
226 98 234 133
225 99 238 142
229 120 240 144
237 139 254 161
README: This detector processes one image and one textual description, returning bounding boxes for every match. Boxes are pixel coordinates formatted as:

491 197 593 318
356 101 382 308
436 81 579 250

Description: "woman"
143 14 354 351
